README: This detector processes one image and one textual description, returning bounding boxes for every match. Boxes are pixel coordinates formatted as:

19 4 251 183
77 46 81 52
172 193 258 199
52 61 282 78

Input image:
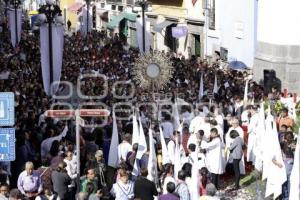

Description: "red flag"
192 0 197 6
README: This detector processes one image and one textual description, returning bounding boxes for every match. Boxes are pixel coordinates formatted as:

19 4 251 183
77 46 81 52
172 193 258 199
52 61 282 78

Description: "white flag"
198 72 204 100
254 102 266 171
132 111 139 145
174 135 181 179
40 24 64 95
262 114 273 181
292 103 297 121
243 80 249 105
136 116 147 159
147 128 158 183
265 117 287 199
132 158 140 177
213 74 218 94
108 110 119 168
9 9 22 47
289 129 300 200
159 127 171 165
173 98 181 131
136 17 151 53
190 159 200 200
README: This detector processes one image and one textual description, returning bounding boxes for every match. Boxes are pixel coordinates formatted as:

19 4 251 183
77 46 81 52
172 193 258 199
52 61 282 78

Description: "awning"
154 20 175 33
98 10 108 20
107 13 125 30
68 2 83 12
124 12 137 21
107 12 137 30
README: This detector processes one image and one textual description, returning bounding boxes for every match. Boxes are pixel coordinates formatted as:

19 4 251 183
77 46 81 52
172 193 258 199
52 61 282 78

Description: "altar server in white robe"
111 169 134 200
201 128 225 190
167 136 176 164
118 134 132 163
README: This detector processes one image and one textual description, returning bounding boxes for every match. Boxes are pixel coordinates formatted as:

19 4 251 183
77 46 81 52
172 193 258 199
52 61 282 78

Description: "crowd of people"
0 15 298 200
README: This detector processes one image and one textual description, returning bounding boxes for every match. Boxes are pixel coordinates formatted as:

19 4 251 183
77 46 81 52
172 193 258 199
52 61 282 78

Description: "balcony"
151 0 183 7
107 0 123 5
151 4 187 19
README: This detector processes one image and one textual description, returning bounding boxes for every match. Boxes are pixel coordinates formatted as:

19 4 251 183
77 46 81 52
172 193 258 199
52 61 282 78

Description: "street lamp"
3 0 9 19
84 0 92 34
134 0 152 53
203 0 210 59
37 0 63 86
9 0 22 46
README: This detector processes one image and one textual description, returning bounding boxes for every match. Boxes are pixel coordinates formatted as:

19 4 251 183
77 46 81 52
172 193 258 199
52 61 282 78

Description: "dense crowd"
0 17 298 200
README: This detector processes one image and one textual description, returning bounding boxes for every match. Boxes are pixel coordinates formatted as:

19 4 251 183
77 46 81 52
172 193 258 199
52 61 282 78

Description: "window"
209 0 215 30
118 6 123 12
126 0 134 5
101 3 105 8
111 5 116 10
107 0 122 3
220 47 228 61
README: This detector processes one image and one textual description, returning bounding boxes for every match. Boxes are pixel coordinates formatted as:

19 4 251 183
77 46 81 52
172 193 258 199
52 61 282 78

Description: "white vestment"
247 113 259 162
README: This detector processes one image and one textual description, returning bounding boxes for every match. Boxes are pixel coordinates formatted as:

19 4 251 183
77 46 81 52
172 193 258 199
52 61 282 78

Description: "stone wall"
254 41 300 94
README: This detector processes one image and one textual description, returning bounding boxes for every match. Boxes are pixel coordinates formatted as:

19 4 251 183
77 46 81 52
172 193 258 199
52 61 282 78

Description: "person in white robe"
186 130 207 169
118 134 132 163
214 107 224 132
161 115 174 143
167 138 176 164
241 109 250 127
189 107 207 134
247 106 259 163
110 169 134 200
210 120 224 143
181 106 194 126
201 128 225 190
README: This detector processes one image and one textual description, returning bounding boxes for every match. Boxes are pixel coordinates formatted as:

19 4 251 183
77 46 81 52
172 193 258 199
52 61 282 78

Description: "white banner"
108 110 119 168
40 24 64 95
80 7 92 35
9 9 22 47
136 17 150 53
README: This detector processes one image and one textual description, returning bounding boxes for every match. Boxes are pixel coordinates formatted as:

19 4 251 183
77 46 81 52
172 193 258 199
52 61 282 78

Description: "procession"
0 0 300 200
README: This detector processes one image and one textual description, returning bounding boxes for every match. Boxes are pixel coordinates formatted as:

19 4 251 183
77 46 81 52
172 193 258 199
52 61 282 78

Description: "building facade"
206 0 258 66
253 0 300 94
148 0 205 58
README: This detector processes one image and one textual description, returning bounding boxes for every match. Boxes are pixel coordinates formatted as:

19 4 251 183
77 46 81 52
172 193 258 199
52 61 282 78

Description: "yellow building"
60 0 83 31
140 0 205 58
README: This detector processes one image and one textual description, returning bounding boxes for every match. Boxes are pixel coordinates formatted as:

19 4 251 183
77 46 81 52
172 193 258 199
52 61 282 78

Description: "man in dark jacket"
134 168 158 200
51 162 71 200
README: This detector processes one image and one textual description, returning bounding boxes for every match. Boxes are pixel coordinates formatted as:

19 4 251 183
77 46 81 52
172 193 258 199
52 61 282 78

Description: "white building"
253 0 300 93
205 0 258 66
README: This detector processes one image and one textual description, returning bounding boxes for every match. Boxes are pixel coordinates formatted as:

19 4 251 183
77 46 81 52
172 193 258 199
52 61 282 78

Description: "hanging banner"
40 24 64 95
80 7 92 35
8 9 22 47
136 17 151 53
172 26 188 38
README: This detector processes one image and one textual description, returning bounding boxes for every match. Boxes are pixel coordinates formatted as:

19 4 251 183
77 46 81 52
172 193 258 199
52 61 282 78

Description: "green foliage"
293 112 300 133
274 101 285 116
